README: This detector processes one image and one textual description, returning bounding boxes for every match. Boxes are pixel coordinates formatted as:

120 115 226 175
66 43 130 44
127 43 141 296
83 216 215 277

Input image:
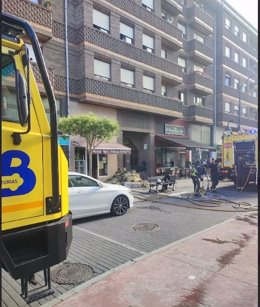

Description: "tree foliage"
58 113 120 176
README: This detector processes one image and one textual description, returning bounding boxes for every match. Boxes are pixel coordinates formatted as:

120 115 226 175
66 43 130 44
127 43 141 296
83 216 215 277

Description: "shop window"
75 147 86 174
99 154 108 176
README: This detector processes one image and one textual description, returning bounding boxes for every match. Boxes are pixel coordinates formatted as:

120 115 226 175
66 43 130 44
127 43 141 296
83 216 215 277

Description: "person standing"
210 159 220 191
190 162 206 196
235 155 246 191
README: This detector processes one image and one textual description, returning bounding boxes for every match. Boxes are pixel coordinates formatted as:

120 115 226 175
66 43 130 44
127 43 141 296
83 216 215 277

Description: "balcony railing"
2 0 52 39
161 0 183 16
219 84 257 105
31 64 55 87
184 39 213 61
219 113 258 128
68 78 183 115
184 5 213 34
184 71 213 93
222 57 256 78
183 105 213 122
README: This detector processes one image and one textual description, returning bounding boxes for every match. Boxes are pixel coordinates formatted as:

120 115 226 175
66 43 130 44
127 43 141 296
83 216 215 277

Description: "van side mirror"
16 70 28 126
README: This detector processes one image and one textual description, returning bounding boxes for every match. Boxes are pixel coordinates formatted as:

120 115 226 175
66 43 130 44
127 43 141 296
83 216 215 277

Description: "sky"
225 0 258 29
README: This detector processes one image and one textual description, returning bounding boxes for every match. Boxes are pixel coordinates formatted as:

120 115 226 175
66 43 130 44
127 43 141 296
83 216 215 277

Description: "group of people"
190 158 221 196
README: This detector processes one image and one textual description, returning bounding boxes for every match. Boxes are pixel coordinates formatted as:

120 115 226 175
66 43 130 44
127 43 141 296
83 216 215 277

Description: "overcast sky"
225 0 258 29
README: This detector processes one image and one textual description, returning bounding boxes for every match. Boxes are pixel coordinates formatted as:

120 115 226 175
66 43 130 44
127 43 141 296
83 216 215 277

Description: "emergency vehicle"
220 130 258 186
1 13 72 300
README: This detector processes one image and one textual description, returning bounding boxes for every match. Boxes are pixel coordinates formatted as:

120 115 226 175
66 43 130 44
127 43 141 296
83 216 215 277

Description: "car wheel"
111 195 129 216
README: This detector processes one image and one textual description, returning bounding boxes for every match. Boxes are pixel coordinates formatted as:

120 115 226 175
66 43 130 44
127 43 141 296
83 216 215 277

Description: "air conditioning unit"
167 16 174 24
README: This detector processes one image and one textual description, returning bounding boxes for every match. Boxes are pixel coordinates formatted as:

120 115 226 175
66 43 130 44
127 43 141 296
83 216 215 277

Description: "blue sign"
58 137 69 146
1 150 36 197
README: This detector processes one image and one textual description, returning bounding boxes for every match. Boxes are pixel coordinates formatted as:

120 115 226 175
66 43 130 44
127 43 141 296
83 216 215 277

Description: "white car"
68 172 134 220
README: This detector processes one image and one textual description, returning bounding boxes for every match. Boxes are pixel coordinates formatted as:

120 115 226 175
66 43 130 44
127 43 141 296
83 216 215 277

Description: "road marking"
73 226 146 255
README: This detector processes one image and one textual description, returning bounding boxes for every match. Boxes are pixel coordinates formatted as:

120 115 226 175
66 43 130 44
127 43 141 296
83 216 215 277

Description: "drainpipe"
64 0 71 167
64 0 70 111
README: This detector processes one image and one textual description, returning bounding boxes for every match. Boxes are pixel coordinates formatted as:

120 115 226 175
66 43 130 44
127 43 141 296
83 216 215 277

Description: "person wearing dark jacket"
190 162 206 196
209 159 220 191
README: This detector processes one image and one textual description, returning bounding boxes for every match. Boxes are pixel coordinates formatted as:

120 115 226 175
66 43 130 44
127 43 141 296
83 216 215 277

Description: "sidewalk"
45 215 258 307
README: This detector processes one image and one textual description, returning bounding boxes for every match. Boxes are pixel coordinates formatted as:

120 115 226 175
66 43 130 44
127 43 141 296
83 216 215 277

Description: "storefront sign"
58 136 69 146
165 124 185 136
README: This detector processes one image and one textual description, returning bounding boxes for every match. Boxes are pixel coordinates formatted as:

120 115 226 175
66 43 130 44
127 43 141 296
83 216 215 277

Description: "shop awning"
156 136 216 151
71 136 131 154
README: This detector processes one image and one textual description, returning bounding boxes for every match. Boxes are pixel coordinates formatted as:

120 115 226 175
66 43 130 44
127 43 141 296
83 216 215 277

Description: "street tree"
58 113 120 177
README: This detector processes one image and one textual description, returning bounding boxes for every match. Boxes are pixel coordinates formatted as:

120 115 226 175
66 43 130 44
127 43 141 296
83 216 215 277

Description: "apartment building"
2 0 257 179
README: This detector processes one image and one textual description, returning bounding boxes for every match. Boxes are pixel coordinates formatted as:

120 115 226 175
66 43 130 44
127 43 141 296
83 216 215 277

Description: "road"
1 179 257 307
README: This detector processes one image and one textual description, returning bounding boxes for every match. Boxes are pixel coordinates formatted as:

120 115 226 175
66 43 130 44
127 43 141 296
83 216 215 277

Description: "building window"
224 74 231 86
234 105 239 115
99 154 108 176
178 91 186 104
241 83 247 93
120 22 134 44
224 102 231 113
242 107 247 116
225 46 231 58
161 84 167 96
75 147 86 174
94 59 111 80
234 25 239 36
234 78 239 90
142 0 154 11
93 9 110 33
234 52 239 63
143 34 154 53
25 43 37 63
193 32 205 44
225 17 231 30
194 96 205 106
178 23 187 39
242 32 247 43
143 75 154 92
242 57 247 68
120 68 134 87
161 49 167 59
193 64 205 74
178 57 186 73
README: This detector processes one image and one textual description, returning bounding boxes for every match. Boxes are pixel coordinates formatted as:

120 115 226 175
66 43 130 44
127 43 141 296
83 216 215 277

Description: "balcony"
31 64 55 89
222 57 256 78
70 78 183 116
184 5 213 35
219 84 257 106
183 39 213 65
161 0 183 16
2 0 53 42
184 71 213 95
217 113 258 129
183 105 213 124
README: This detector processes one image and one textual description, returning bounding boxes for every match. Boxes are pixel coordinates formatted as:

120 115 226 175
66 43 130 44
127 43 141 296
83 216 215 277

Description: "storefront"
70 136 131 180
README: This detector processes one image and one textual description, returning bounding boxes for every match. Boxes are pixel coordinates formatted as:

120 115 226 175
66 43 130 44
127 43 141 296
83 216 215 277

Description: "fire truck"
1 13 72 301
220 130 258 186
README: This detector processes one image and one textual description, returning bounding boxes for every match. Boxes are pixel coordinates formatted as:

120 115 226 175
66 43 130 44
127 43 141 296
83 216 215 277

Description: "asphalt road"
1 179 257 307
